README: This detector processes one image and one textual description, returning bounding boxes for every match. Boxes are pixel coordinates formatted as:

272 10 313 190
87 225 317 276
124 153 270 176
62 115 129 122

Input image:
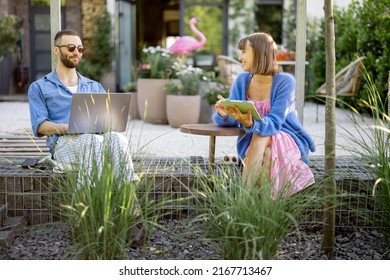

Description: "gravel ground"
1 219 389 260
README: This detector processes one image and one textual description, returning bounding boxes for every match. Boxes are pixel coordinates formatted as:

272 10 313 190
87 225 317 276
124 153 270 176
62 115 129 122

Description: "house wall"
66 0 82 35
0 0 10 13
0 0 84 94
306 0 362 19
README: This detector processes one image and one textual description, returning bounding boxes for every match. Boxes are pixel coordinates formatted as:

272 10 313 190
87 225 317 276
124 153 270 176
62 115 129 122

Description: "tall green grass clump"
192 167 322 260
340 71 390 241
55 148 145 260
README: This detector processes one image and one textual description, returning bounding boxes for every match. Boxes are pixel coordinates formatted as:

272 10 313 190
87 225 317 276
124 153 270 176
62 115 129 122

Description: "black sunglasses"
56 44 86 54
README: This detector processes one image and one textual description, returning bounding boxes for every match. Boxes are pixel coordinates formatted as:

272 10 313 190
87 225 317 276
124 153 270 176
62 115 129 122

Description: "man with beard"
28 29 139 185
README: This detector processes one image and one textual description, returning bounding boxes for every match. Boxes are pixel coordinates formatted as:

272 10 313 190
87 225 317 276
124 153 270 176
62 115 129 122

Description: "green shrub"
356 0 390 110
56 152 142 259
340 70 390 242
191 168 323 260
307 0 390 114
137 46 175 79
54 143 179 259
77 11 112 81
123 81 137 92
203 82 230 105
164 67 203 96
0 14 22 61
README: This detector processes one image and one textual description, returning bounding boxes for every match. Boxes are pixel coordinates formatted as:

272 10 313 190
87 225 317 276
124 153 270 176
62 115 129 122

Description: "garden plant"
339 70 390 242
307 0 389 111
54 146 173 260
190 166 328 260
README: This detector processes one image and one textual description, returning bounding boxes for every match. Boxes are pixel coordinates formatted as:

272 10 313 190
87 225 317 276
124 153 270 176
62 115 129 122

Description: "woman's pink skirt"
269 131 315 198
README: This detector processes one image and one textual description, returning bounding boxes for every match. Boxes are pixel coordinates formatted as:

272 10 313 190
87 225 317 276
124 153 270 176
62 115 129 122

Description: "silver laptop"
67 92 131 134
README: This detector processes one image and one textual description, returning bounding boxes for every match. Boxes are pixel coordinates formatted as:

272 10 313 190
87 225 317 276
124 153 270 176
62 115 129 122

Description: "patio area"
0 98 387 261
0 99 376 159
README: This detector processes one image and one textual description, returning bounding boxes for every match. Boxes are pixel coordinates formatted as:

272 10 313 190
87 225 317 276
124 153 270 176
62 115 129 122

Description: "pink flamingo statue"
170 17 206 66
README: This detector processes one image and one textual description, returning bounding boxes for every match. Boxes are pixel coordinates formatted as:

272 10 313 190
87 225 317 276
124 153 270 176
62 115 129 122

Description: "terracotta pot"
137 78 169 124
166 95 201 128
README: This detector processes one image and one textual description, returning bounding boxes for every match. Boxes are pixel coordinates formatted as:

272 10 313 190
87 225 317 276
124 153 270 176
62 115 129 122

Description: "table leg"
209 135 216 167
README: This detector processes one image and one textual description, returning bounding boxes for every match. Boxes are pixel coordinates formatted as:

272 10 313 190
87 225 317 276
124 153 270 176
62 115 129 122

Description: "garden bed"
0 219 388 260
0 155 383 228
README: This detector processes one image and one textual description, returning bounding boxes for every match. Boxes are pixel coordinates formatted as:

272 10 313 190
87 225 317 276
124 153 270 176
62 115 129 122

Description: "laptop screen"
67 92 131 134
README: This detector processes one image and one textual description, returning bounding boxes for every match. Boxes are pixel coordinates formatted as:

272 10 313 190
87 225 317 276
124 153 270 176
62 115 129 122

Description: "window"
254 0 283 44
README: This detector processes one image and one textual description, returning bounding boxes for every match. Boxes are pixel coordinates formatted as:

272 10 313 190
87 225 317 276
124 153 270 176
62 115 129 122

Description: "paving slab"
0 100 375 159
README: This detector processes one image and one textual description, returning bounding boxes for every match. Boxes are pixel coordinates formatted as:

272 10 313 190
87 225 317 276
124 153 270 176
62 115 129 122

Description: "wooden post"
295 0 307 124
388 71 389 119
50 0 61 70
321 0 336 258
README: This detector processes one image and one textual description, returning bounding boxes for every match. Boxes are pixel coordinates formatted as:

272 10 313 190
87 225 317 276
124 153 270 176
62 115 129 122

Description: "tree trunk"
321 0 337 258
387 71 390 118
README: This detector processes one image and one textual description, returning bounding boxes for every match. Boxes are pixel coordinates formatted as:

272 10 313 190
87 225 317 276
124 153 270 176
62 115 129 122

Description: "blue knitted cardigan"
213 71 316 164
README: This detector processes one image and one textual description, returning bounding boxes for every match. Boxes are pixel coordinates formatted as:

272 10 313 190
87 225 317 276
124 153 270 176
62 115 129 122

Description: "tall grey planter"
0 55 12 95
198 82 218 124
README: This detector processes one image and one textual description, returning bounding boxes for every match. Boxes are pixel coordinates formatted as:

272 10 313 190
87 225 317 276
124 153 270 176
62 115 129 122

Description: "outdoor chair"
315 56 366 122
216 55 243 87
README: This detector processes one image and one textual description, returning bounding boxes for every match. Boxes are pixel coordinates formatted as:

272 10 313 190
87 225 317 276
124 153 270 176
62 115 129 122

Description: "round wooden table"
179 123 244 167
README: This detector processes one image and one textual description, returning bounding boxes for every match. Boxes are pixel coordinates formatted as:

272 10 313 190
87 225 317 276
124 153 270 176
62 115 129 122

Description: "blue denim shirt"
28 70 105 153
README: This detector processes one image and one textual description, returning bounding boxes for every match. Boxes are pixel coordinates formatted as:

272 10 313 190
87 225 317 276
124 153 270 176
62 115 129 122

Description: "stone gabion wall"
81 0 106 49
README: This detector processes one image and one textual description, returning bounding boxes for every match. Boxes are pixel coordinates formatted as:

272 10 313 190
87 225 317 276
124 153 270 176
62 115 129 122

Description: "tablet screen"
221 100 262 121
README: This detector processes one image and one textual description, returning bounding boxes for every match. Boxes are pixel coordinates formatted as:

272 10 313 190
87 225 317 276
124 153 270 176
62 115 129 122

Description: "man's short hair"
54 29 80 45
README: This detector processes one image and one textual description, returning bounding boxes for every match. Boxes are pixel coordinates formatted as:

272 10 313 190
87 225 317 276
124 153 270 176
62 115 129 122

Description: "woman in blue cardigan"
213 32 315 197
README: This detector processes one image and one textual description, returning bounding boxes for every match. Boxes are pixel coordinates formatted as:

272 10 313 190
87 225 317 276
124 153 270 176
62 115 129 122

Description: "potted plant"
0 14 22 95
136 46 175 124
164 67 203 128
198 72 229 123
203 82 230 106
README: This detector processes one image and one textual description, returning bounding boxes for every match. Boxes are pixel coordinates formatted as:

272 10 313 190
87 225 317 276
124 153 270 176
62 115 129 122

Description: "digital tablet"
221 100 262 121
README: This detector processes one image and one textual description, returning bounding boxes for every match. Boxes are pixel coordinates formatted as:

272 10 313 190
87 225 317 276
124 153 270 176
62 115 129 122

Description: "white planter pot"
137 78 169 124
166 95 201 128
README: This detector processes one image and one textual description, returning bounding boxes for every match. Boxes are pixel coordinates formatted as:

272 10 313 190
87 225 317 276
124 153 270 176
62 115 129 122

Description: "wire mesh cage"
0 156 385 229
305 156 384 229
0 161 57 225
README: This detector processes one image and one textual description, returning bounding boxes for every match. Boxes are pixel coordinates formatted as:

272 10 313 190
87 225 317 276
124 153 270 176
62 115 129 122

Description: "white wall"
307 0 362 19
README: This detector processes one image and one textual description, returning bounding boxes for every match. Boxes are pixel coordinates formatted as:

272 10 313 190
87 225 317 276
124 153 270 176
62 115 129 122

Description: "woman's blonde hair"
238 32 281 76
